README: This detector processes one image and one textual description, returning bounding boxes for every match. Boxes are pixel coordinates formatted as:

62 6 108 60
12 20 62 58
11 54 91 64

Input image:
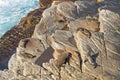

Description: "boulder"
57 1 78 19
98 4 120 79
1 0 120 80
51 30 77 51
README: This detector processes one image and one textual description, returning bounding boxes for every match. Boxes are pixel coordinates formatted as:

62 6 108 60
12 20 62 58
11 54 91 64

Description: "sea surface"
0 0 39 37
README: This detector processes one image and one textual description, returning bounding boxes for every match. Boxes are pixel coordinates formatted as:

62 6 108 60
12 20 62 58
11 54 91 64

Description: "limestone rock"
51 30 77 51
0 8 44 70
98 4 120 79
74 0 98 17
8 38 45 79
68 18 100 35
17 38 45 63
23 62 41 76
0 70 14 80
32 4 70 48
57 1 78 19
0 0 120 80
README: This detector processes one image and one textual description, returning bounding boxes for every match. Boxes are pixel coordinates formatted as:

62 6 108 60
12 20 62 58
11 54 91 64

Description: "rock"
23 62 41 76
98 4 120 79
19 8 44 29
42 59 59 75
8 38 45 79
75 29 104 75
60 67 75 80
51 30 77 50
74 0 98 17
39 0 52 8
39 0 77 8
57 1 78 19
1 0 120 80
68 18 100 35
32 4 69 48
17 38 45 63
0 70 14 80
0 8 45 70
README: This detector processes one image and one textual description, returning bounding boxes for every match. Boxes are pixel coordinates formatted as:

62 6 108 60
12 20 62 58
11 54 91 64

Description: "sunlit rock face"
0 0 43 68
0 0 120 80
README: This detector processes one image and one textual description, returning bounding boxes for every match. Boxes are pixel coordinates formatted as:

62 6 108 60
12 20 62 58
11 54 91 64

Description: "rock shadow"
35 46 54 66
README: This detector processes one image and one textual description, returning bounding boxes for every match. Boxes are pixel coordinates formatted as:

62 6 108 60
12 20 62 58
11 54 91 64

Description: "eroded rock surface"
0 8 45 70
0 0 120 80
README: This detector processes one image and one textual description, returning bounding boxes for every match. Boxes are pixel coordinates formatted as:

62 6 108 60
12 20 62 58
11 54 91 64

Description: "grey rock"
99 6 120 80
68 18 100 35
74 0 98 17
1 1 120 80
57 1 78 19
51 30 77 51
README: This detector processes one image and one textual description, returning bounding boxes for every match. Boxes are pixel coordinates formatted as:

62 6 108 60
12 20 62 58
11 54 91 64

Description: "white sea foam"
0 0 9 7
0 0 39 37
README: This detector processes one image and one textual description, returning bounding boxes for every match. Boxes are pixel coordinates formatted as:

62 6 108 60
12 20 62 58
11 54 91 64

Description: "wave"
0 0 39 37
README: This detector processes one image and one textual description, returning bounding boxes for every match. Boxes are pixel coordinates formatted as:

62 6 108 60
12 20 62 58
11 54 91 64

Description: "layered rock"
0 0 120 80
0 7 45 70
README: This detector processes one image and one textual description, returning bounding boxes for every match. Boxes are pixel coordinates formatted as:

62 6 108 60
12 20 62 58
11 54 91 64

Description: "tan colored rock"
53 49 69 67
39 0 52 8
98 5 120 80
23 62 41 76
8 38 45 79
74 0 98 17
75 28 98 67
50 30 82 69
18 38 45 63
1 1 120 80
39 0 77 8
0 70 14 80
32 5 67 48
68 18 100 35
51 30 77 50
57 1 78 19
42 59 59 75
60 67 75 80
8 53 23 79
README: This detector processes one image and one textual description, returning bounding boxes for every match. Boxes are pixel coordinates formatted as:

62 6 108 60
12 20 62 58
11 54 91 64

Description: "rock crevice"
0 0 120 80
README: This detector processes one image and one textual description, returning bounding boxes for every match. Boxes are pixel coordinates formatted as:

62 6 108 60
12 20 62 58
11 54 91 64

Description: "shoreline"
0 0 57 70
0 7 46 69
0 0 40 38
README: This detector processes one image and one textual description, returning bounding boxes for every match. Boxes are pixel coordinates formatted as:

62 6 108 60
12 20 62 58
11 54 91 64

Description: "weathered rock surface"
0 7 45 70
0 0 120 80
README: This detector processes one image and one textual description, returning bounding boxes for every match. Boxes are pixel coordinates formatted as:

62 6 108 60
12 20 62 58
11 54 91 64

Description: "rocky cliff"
0 5 46 70
0 0 120 80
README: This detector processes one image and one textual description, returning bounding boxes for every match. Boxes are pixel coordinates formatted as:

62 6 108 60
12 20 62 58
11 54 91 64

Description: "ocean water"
0 0 39 37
